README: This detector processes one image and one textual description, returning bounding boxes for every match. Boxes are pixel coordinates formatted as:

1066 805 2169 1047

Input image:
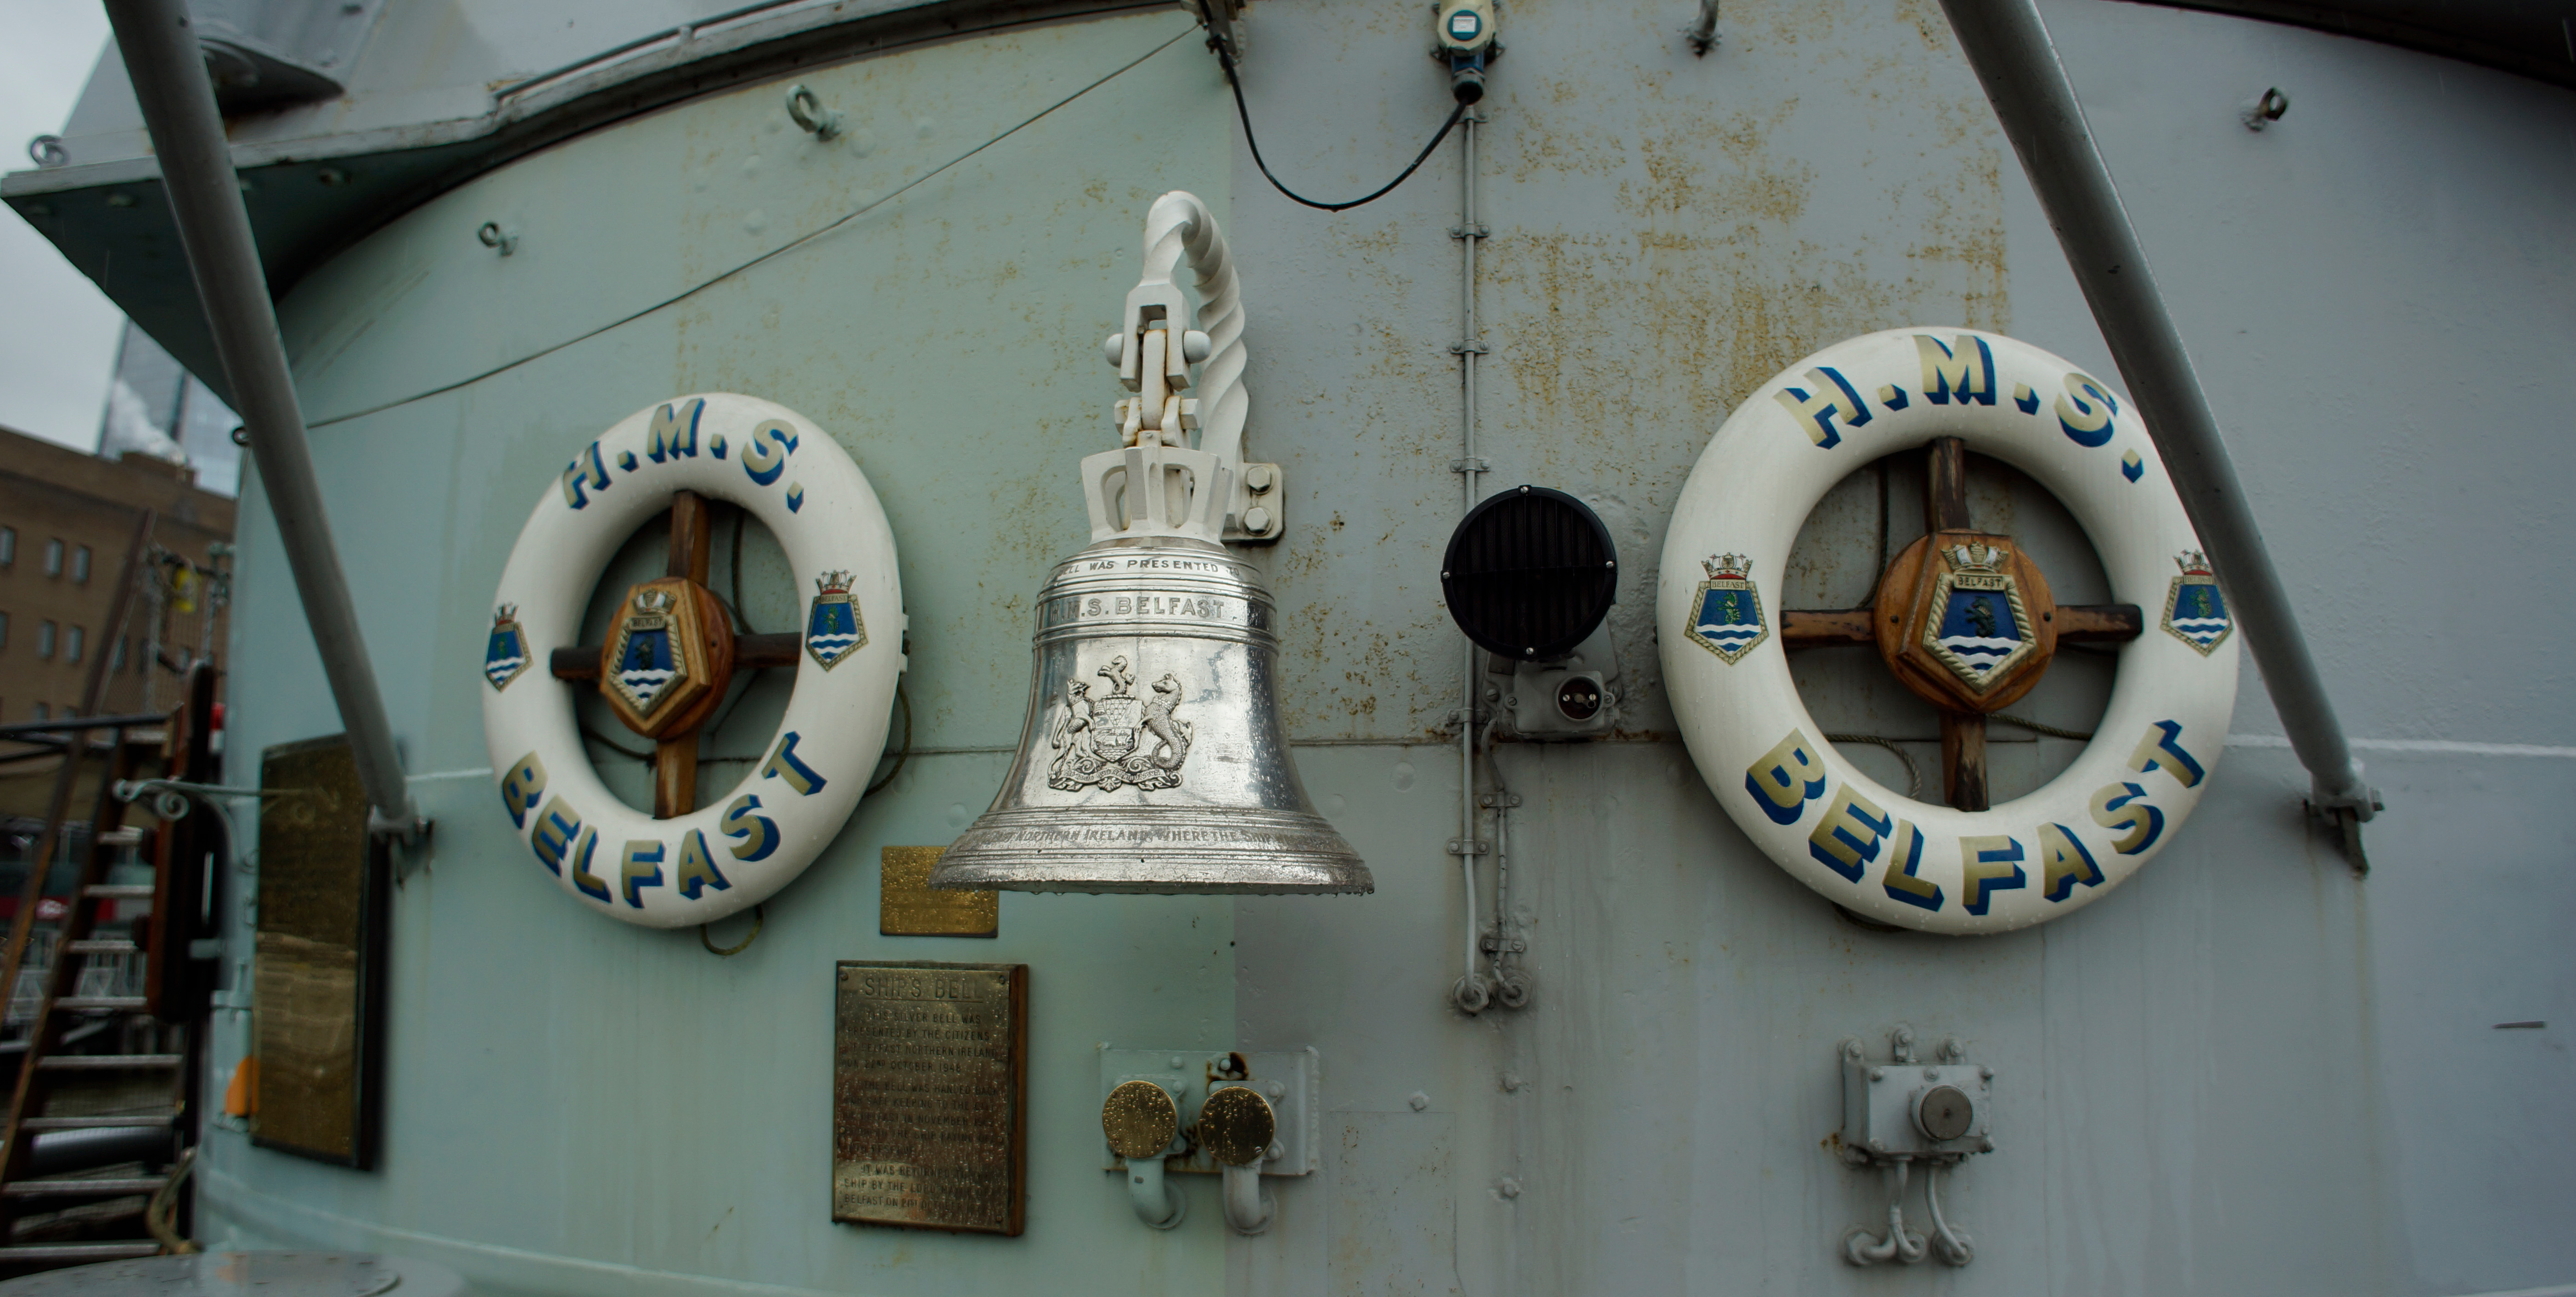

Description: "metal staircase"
0 780 196 1267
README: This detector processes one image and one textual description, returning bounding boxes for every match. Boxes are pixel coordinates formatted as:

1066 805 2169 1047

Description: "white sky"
0 1 122 453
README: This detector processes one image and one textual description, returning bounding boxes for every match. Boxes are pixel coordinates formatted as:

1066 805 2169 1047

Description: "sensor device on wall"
1439 485 1616 661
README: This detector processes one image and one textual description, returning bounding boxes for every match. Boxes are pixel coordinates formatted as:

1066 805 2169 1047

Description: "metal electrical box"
1838 1034 1994 1162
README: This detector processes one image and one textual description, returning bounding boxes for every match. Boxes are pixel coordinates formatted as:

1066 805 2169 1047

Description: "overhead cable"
1218 49 1466 213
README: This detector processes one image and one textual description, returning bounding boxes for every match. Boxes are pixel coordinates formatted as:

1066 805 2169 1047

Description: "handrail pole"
1936 0 2378 835
102 0 423 842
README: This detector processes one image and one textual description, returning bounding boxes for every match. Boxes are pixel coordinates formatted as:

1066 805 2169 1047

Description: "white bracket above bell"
1086 190 1281 545
1080 440 1232 543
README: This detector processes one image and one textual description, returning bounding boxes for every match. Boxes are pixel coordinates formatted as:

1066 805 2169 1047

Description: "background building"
0 423 234 727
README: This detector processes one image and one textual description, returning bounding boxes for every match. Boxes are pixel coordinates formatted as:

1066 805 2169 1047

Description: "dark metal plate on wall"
253 733 385 1168
832 961 1027 1235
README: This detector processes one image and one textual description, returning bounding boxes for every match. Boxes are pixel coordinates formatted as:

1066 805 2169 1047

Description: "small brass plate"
1199 1085 1277 1166
832 961 1026 1235
881 847 997 937
1102 1079 1179 1161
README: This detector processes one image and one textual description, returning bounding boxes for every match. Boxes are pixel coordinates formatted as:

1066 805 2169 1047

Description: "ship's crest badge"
1046 655 1194 792
1922 541 2036 691
607 586 685 716
805 570 867 671
2160 550 2233 656
1686 554 1767 665
484 604 531 691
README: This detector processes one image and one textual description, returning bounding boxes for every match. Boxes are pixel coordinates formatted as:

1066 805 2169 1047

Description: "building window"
42 539 62 577
32 703 46 721
0 527 13 566
71 546 90 584
36 621 55 659
0 611 8 650
112 636 125 670
64 626 83 664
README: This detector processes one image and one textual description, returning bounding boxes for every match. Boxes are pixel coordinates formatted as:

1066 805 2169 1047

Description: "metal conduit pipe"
1450 110 1492 1015
103 0 424 843
1935 0 2380 848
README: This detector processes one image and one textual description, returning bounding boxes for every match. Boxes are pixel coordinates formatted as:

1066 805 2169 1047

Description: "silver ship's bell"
931 193 1369 896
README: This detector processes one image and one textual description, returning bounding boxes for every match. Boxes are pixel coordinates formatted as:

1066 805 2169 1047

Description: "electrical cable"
1825 733 1923 801
700 903 764 957
863 684 913 796
1990 713 2094 741
146 1146 201 1254
1218 48 1466 213
579 720 652 763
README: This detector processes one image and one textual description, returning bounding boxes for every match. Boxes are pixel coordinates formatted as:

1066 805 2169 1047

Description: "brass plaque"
832 961 1027 1234
253 734 382 1168
880 847 997 937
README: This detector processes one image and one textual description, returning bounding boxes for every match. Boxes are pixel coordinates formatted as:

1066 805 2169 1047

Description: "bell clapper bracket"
1092 191 1282 546
1778 438 2145 811
547 491 803 817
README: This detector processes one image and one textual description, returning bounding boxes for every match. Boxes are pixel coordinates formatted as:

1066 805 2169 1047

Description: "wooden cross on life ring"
1777 438 2145 811
542 492 804 818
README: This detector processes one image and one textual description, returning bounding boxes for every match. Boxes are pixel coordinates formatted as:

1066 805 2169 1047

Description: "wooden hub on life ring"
1778 438 2145 811
542 491 805 818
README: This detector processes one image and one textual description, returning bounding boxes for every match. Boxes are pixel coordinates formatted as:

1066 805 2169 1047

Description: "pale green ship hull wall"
191 1 2576 1294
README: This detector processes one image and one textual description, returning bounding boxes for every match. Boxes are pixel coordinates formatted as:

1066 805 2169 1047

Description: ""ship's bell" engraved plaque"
832 961 1028 1234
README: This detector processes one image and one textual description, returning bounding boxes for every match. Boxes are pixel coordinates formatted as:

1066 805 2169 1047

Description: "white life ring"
1659 329 2238 934
479 393 902 929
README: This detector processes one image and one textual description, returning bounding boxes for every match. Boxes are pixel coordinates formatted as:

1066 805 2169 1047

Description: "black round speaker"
1440 486 1617 660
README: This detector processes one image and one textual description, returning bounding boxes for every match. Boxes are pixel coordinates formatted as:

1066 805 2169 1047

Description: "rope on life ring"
480 393 904 929
1659 329 2238 934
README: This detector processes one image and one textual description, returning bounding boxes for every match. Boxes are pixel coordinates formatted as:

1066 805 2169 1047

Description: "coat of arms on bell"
1048 655 1194 792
